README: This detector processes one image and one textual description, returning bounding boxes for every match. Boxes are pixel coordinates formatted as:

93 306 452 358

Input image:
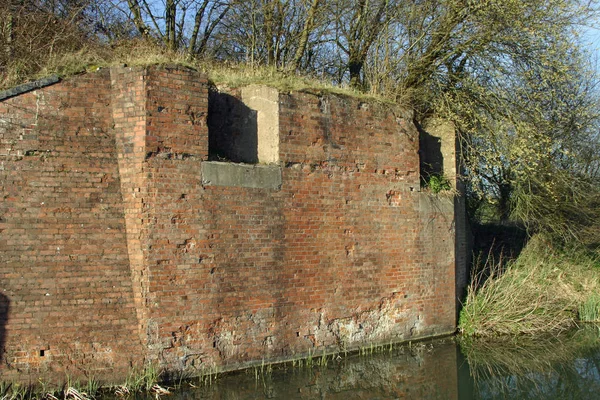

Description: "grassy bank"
459 234 600 337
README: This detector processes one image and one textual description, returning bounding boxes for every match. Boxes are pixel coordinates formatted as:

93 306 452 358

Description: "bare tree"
120 0 231 55
291 0 322 70
330 0 392 88
188 0 231 57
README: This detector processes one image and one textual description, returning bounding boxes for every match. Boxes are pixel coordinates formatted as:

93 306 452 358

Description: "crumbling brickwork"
0 65 465 383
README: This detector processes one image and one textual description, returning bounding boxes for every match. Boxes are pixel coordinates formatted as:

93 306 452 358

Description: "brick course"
0 65 465 382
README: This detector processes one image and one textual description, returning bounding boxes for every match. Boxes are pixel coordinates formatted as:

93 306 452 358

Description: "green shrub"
426 174 452 194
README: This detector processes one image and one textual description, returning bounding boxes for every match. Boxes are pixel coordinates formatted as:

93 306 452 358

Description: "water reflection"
460 326 600 399
127 327 600 400
159 341 459 400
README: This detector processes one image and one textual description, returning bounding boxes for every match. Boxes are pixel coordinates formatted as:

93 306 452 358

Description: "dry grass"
459 235 600 337
1 39 393 105
1 40 193 90
203 60 392 103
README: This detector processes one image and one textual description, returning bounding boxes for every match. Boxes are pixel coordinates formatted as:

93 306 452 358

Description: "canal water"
129 326 600 399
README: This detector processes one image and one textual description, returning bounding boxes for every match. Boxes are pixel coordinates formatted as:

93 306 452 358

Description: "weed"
305 348 313 367
120 363 161 393
0 382 35 400
424 174 452 194
579 293 600 322
317 348 328 367
197 364 220 387
459 234 600 336
84 378 99 398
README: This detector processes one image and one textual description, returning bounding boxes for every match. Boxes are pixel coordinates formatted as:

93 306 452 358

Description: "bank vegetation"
459 235 600 336
2 0 600 337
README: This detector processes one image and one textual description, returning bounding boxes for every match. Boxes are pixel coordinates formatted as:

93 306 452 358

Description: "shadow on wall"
0 293 9 364
208 89 258 163
417 122 444 183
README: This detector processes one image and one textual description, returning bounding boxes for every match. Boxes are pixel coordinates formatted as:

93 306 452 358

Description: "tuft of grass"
0 382 97 400
0 364 169 400
1 40 194 90
197 364 220 387
579 293 600 322
203 60 392 103
459 234 600 336
118 363 161 393
0 382 36 400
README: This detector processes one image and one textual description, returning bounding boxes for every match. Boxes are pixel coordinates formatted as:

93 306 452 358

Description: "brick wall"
0 70 143 383
0 65 464 382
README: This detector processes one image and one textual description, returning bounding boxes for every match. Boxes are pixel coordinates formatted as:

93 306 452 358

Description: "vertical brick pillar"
110 67 151 349
110 65 209 363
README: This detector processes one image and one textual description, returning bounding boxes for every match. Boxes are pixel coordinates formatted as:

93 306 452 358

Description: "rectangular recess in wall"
201 161 282 190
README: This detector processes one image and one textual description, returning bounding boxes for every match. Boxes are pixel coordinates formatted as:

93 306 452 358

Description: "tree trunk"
263 0 276 66
349 59 363 89
187 0 210 58
126 0 150 39
498 182 512 222
291 0 321 70
166 0 176 51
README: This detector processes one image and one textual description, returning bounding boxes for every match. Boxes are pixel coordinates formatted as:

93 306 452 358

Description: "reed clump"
459 234 600 337
579 293 600 322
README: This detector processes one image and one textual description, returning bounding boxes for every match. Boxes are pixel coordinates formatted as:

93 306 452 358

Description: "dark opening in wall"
418 124 444 186
208 89 258 163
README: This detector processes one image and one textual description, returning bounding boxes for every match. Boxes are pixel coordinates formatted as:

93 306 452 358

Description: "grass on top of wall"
2 40 392 105
459 234 600 337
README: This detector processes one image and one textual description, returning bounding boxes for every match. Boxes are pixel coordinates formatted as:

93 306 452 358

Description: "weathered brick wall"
0 65 463 381
0 70 143 382
142 82 458 372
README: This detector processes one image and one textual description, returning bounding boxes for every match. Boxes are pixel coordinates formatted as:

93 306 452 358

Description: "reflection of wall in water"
194 341 459 400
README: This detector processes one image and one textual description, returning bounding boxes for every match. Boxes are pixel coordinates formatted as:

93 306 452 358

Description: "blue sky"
582 23 600 66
